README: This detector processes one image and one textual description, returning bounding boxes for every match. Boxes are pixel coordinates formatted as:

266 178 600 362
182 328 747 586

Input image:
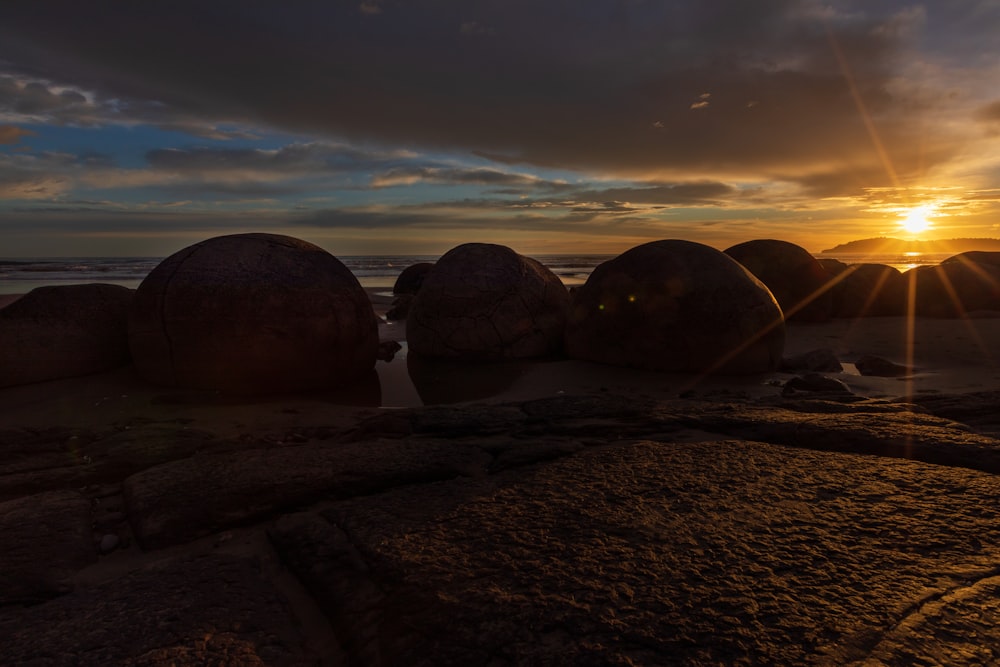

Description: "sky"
1 1 1000 258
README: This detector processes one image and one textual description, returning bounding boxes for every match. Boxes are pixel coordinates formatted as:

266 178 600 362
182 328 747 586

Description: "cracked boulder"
406 243 569 359
725 239 833 322
128 233 378 394
0 284 133 388
565 240 785 374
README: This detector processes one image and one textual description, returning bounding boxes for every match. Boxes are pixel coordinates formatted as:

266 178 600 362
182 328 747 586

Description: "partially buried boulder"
406 243 569 359
128 233 377 394
725 239 833 322
0 283 133 388
564 240 785 374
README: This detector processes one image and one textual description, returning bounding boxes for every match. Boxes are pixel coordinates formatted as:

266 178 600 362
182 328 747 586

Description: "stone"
907 260 1000 317
828 263 906 317
0 554 320 664
780 348 843 373
406 243 569 359
99 533 120 554
0 284 133 388
782 373 852 394
385 293 414 320
564 240 785 374
392 261 435 295
725 239 834 322
123 439 492 549
0 490 95 605
855 354 912 377
943 251 1000 269
128 233 378 394
270 439 1000 665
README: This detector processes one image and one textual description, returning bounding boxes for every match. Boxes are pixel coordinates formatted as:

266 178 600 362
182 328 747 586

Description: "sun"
900 204 935 235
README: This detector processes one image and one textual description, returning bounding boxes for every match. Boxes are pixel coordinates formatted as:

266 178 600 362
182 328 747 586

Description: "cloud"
369 165 554 189
978 100 1000 123
0 0 981 192
0 124 35 144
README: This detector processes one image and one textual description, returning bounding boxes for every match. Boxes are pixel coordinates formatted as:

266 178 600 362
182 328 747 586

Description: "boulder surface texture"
725 239 833 322
0 283 133 388
128 233 377 394
406 243 569 359
908 253 1000 317
565 240 785 374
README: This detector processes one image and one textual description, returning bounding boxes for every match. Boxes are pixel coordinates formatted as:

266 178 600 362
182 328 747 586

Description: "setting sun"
900 204 935 235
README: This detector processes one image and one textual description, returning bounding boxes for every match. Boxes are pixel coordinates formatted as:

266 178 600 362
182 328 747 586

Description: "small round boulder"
0 283 134 388
725 239 833 322
564 240 784 374
393 262 435 295
406 243 569 359
128 233 378 394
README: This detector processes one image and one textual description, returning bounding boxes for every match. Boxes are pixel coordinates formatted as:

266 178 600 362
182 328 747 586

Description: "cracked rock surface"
4 384 1000 664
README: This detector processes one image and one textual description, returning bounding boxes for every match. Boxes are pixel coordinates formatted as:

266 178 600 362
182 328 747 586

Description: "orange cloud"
0 125 35 144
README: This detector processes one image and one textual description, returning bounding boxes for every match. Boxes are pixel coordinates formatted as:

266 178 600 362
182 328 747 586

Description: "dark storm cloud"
0 0 959 190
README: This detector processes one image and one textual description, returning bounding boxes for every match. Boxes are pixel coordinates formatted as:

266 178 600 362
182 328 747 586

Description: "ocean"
0 251 954 296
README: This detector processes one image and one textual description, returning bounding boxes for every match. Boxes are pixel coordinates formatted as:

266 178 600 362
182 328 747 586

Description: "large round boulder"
725 239 833 322
564 240 785 374
908 259 1000 318
0 283 134 388
406 243 569 359
826 263 906 318
128 233 378 394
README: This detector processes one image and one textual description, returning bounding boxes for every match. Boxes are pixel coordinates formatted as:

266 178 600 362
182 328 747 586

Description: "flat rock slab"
124 438 492 549
269 440 1000 665
0 553 318 665
0 490 95 605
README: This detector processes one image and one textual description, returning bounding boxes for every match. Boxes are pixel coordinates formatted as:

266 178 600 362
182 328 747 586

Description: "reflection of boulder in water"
150 369 382 407
565 240 784 375
407 353 525 405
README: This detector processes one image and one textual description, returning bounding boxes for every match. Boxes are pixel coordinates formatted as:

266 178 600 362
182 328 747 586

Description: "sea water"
0 252 952 295
0 254 612 295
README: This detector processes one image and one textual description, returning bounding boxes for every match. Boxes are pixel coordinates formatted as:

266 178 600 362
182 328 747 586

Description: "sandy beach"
4 286 1000 664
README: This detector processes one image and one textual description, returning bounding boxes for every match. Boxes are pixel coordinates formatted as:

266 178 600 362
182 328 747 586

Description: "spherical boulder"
128 233 378 394
0 283 134 388
564 240 785 374
828 263 906 318
406 243 569 359
724 239 833 322
907 260 1000 317
393 262 435 295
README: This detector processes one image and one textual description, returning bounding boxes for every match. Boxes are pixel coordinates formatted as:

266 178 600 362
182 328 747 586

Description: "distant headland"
821 237 1000 255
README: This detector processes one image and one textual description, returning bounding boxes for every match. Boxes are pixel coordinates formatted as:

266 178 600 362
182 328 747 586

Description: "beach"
3 282 1000 664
